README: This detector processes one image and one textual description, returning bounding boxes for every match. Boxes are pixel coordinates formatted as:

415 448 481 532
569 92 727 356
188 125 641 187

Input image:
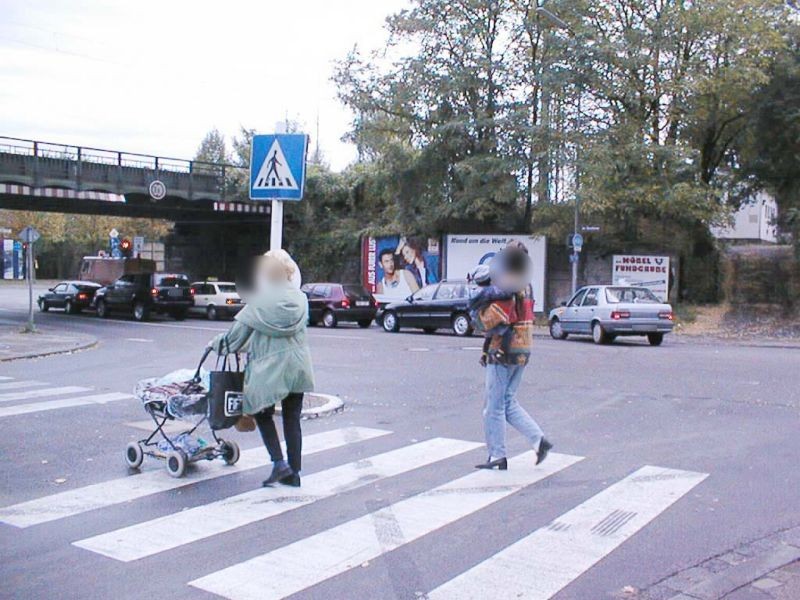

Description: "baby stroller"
125 347 242 478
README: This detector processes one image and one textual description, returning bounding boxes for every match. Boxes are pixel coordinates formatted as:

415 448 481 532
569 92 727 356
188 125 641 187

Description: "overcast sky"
0 0 408 171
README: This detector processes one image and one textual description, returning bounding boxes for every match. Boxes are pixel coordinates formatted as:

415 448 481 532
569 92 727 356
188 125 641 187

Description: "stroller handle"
192 347 214 383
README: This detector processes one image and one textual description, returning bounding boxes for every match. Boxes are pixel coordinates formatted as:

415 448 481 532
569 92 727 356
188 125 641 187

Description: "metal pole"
26 242 35 332
270 200 283 251
571 84 583 295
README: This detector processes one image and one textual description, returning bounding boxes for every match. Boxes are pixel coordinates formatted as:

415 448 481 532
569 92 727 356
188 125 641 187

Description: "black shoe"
536 439 553 465
279 473 301 487
262 463 293 486
475 457 508 471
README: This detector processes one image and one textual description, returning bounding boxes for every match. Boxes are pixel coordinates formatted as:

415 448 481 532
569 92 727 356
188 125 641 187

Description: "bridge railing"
0 136 242 202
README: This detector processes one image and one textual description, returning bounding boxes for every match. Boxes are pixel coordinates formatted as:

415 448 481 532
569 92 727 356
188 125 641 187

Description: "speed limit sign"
149 180 166 201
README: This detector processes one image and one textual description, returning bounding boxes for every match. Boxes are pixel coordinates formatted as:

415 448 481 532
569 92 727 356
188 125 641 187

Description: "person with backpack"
472 241 552 471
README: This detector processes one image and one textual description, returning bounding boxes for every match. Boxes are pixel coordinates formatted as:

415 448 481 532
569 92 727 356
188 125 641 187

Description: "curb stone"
0 334 98 362
275 393 345 420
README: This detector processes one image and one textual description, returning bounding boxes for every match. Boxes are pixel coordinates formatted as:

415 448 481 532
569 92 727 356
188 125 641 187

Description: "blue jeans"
483 363 544 460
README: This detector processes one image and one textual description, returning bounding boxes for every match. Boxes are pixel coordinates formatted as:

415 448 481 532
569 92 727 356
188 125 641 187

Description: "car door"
401 283 438 327
560 288 588 333
576 287 600 333
50 283 69 308
430 282 460 328
310 285 328 322
107 275 134 307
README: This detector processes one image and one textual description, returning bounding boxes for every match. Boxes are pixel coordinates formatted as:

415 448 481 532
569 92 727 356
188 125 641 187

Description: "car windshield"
217 284 237 293
155 275 189 287
605 287 660 304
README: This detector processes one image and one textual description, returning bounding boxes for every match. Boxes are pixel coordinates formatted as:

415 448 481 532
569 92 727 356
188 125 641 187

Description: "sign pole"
270 200 283 251
26 241 35 332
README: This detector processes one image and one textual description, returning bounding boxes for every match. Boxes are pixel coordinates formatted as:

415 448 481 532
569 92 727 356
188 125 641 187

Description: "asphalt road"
1 285 799 600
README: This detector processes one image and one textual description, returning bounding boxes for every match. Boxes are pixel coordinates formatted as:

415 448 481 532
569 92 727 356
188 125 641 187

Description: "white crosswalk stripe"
73 436 482 561
0 385 91 403
426 465 708 600
0 377 134 418
0 416 709 599
0 427 390 528
0 392 132 418
0 380 47 391
189 451 584 600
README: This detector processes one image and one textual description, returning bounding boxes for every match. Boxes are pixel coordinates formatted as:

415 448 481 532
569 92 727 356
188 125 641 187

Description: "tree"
739 46 800 255
193 128 228 165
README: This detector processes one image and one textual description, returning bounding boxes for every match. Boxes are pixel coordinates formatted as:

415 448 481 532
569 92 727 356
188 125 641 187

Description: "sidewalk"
627 526 800 600
0 325 97 361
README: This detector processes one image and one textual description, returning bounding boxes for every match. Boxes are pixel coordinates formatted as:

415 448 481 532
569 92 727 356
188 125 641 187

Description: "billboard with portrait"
361 235 442 303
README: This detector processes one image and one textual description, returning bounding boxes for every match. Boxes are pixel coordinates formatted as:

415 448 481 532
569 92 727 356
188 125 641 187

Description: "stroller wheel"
221 440 240 466
165 449 188 478
125 442 144 469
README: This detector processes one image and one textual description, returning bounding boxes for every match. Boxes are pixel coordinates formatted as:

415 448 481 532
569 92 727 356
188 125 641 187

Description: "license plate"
356 301 370 307
168 289 184 297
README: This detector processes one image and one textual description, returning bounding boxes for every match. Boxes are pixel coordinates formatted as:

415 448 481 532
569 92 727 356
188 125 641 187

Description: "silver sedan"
548 285 674 346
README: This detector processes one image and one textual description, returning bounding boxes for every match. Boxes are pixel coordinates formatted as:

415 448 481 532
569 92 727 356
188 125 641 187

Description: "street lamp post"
537 6 583 295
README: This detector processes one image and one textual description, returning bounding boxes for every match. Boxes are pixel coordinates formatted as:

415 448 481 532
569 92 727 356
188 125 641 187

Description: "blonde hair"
257 249 297 285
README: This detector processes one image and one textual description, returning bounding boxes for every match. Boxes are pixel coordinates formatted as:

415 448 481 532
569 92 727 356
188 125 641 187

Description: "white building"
712 191 778 244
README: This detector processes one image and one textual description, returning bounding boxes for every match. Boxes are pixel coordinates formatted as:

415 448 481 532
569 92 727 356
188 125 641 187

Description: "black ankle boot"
279 473 301 487
475 457 508 470
536 439 553 465
263 463 293 486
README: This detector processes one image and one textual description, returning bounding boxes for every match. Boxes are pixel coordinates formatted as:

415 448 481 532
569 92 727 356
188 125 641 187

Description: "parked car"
38 281 102 314
301 283 377 328
381 280 477 337
189 281 244 320
94 273 194 321
548 285 674 346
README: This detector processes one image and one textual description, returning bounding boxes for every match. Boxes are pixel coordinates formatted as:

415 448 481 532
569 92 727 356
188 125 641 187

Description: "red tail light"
77 293 88 300
659 311 674 320
611 310 631 320
341 298 351 309
150 288 158 297
189 288 195 295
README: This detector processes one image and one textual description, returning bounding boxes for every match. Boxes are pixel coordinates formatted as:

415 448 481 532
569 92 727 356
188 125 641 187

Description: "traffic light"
120 238 133 258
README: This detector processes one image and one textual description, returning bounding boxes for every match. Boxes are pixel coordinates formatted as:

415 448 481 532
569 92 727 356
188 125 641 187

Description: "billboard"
612 255 670 301
444 234 547 312
362 235 442 303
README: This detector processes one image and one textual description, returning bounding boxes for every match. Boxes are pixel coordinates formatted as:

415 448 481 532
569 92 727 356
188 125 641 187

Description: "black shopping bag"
206 341 245 430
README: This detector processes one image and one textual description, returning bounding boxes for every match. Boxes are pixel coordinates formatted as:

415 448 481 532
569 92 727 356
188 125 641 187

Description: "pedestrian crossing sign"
249 133 308 201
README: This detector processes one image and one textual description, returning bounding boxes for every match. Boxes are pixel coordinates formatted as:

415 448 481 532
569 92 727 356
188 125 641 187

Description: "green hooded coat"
210 282 315 415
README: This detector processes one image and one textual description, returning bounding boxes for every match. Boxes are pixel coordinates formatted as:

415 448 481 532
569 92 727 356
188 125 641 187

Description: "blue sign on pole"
249 134 308 201
572 233 584 251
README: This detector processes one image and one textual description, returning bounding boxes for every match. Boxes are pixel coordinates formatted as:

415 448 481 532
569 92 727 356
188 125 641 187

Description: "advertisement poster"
612 255 670 301
444 234 547 312
362 235 442 303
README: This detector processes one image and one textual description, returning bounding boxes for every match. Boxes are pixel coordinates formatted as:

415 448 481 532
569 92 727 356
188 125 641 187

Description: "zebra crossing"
0 376 132 418
0 426 708 599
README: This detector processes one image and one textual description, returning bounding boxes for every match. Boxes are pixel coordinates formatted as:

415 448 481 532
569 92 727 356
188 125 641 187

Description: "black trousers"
253 393 303 473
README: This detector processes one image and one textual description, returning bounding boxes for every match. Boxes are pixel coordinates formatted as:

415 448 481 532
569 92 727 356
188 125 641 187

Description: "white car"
548 285 674 346
189 281 244 320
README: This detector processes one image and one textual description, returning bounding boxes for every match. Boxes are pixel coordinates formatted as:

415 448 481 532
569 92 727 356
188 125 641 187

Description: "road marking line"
0 380 47 391
0 427 390 528
124 338 153 343
189 451 584 600
0 393 133 419
0 376 13 381
73 437 482 562
0 386 91 403
426 465 708 600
